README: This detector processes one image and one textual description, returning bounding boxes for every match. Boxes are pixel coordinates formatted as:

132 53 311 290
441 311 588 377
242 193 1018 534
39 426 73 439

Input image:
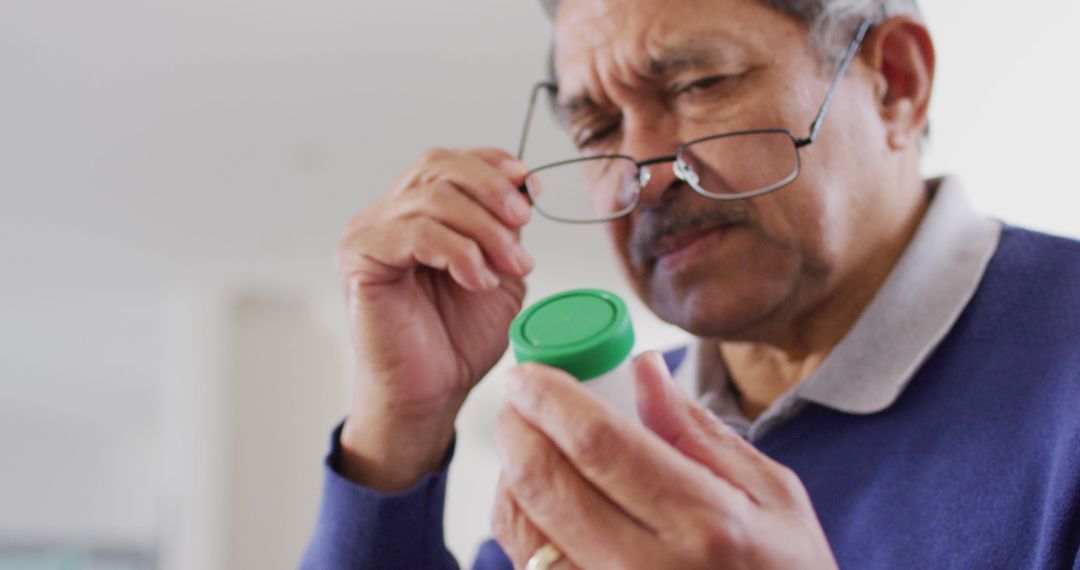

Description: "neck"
720 175 931 420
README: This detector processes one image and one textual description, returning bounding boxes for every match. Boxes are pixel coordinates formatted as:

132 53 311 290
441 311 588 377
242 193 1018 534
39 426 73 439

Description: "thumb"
635 352 781 500
633 351 695 443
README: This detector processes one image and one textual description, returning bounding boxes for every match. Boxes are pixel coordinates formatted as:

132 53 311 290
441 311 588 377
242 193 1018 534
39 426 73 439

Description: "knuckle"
690 517 748 560
413 180 443 198
448 239 484 267
501 445 556 509
490 495 511 541
505 461 549 507
409 149 459 187
689 405 742 449
567 416 621 468
408 217 437 244
492 224 518 246
471 146 511 160
419 147 452 164
689 401 724 431
464 239 486 263
489 509 523 566
335 223 379 276
409 184 452 213
429 180 458 197
774 465 809 504
775 464 800 488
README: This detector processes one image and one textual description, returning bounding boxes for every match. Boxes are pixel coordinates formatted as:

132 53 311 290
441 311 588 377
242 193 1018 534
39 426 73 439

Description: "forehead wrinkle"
554 43 743 129
555 37 678 117
591 13 692 96
645 40 743 76
557 24 749 108
551 2 626 116
553 55 616 126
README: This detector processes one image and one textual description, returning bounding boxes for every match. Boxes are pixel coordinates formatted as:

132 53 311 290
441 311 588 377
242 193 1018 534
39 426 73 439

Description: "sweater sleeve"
472 539 513 570
299 422 460 570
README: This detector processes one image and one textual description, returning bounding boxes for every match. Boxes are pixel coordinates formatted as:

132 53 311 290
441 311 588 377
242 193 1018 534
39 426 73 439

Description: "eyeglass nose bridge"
633 154 698 190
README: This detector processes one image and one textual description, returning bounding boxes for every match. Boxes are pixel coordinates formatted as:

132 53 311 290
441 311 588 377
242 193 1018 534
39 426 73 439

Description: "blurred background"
0 0 1077 568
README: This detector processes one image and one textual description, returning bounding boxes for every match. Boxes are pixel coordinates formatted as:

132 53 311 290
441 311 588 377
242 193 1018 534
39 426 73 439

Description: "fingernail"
634 350 662 367
499 159 530 180
635 351 672 389
506 367 538 416
483 269 501 289
646 351 668 374
513 247 535 274
505 195 531 223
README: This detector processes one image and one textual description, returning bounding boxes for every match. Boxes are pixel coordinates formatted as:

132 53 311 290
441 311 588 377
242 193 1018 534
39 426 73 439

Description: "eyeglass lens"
522 132 799 223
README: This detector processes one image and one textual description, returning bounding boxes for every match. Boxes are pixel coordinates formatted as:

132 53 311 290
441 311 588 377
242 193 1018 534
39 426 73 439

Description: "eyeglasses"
515 19 873 224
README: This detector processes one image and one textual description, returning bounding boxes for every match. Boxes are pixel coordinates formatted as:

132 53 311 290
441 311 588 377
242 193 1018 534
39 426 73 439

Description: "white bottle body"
582 359 639 422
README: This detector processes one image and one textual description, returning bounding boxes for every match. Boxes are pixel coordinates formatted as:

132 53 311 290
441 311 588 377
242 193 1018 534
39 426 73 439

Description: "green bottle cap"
509 288 635 381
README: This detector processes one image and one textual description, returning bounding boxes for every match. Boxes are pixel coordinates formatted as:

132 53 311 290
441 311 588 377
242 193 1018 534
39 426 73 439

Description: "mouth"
651 223 740 269
628 194 753 271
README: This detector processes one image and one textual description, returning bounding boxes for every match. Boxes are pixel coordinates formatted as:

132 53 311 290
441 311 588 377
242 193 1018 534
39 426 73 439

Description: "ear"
860 17 936 150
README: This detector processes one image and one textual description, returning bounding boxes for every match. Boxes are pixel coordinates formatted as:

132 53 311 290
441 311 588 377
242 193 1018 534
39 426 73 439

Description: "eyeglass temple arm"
798 19 873 148
517 81 559 160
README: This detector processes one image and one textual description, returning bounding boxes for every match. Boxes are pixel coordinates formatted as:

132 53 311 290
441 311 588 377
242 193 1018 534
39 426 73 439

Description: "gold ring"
525 543 564 570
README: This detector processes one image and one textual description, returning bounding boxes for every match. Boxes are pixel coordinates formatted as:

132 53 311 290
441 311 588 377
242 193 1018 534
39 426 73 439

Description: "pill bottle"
509 288 638 420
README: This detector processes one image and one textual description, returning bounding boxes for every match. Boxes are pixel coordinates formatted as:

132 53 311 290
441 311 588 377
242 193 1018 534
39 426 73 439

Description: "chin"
644 263 795 340
610 220 803 339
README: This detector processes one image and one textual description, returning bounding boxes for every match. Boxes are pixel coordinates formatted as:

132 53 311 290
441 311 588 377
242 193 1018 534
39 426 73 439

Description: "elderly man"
302 0 1080 568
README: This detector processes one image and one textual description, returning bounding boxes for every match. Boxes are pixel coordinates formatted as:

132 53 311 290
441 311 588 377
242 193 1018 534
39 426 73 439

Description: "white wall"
0 0 1077 568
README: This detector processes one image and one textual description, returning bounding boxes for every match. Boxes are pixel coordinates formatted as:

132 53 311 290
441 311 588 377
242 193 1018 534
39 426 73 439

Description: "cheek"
765 167 846 278
605 219 630 268
587 163 640 215
605 219 645 288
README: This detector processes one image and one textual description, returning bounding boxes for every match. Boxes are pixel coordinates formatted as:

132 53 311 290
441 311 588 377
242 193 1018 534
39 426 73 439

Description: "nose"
619 116 683 206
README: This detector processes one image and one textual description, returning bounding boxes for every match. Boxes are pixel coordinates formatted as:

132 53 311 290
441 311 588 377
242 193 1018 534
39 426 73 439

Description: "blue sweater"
301 226 1080 569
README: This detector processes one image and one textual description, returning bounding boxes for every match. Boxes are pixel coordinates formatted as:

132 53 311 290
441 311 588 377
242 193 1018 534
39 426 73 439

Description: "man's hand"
491 352 837 569
337 147 534 492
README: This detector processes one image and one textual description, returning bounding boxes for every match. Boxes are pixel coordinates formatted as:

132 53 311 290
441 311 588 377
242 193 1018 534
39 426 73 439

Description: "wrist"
338 403 458 492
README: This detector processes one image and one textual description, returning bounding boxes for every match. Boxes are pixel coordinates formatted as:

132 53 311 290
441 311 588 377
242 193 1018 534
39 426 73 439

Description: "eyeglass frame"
515 18 874 224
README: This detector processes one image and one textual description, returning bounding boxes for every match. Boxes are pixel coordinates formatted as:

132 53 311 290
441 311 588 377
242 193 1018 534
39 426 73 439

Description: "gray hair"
540 0 922 63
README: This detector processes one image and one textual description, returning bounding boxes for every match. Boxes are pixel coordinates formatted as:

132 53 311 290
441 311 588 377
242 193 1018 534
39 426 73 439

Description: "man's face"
553 0 891 339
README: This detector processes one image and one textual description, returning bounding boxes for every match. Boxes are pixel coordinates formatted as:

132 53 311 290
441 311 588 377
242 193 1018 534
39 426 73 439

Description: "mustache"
628 191 753 268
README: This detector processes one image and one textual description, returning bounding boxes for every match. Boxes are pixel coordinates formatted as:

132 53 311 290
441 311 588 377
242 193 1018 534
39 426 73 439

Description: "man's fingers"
633 351 685 436
491 474 579 570
635 351 805 507
491 473 545 568
504 363 749 532
340 147 534 291
468 147 530 176
395 181 534 277
404 149 532 228
493 403 664 570
344 215 499 291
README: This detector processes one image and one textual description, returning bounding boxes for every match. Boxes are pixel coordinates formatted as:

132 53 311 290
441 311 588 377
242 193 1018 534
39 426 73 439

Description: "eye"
673 68 759 103
574 121 621 151
676 75 732 96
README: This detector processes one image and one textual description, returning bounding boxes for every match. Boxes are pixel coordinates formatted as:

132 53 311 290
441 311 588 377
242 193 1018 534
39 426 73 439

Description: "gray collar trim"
799 177 1001 413
674 177 1002 429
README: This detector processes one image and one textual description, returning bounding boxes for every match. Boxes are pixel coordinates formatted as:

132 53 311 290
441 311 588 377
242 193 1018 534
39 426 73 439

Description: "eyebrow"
551 94 600 128
552 41 739 124
648 43 734 75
